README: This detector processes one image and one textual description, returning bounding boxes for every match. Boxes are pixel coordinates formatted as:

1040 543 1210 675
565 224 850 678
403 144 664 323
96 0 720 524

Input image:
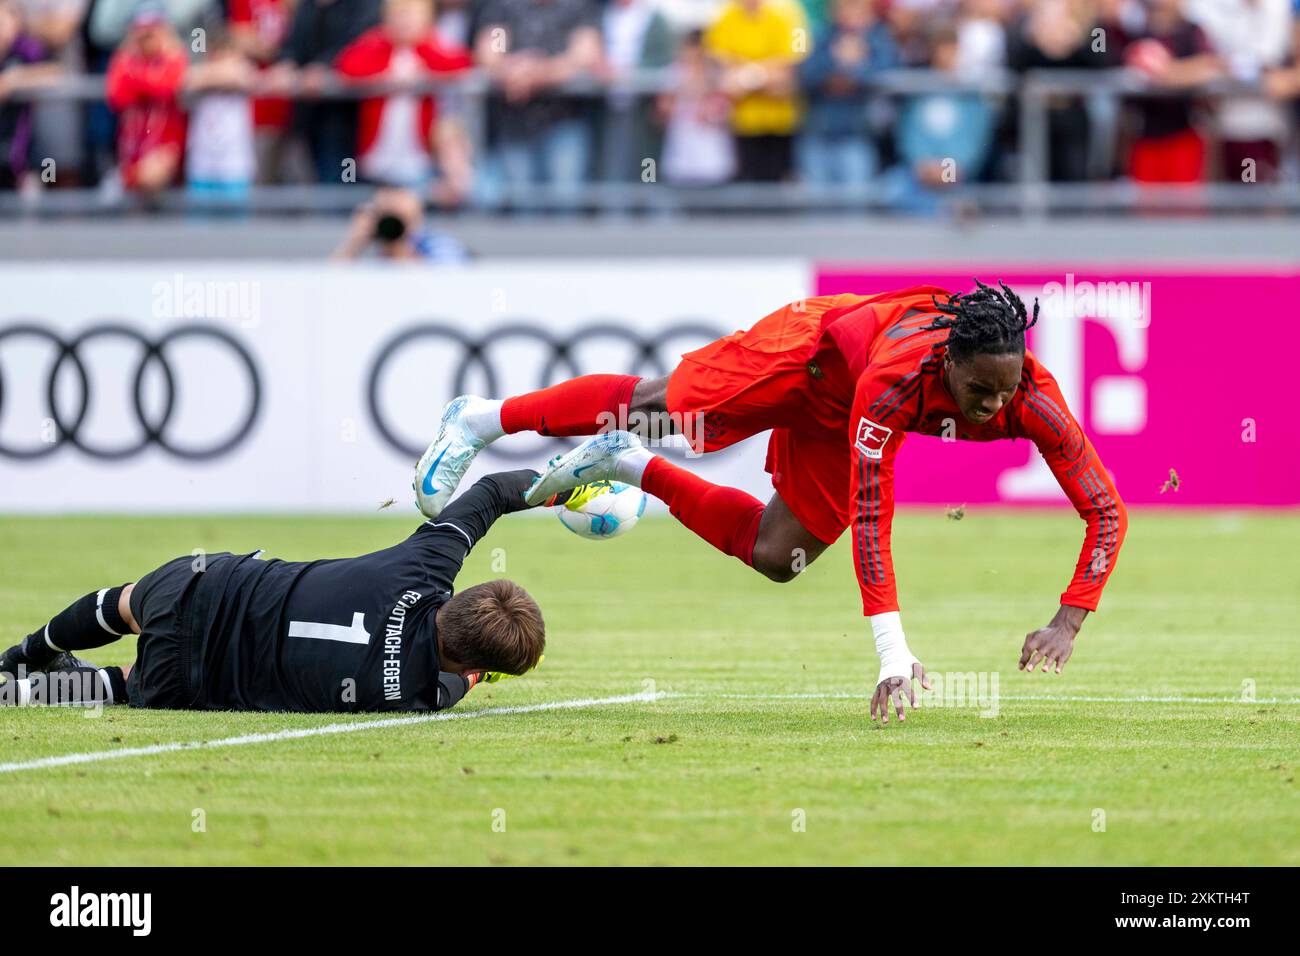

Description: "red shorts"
1129 129 1205 183
665 301 854 545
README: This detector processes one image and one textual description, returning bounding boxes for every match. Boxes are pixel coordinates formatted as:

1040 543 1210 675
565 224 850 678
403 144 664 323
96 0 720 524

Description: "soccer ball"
556 480 647 540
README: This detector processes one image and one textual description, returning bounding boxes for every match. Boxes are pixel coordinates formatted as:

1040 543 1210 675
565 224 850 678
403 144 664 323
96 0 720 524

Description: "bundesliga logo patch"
855 417 891 459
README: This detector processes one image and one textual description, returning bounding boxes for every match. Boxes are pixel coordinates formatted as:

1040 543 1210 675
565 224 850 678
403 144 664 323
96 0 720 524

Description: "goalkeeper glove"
483 653 545 684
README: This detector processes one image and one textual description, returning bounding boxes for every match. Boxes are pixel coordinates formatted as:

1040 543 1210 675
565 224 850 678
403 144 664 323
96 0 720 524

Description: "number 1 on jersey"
288 612 371 645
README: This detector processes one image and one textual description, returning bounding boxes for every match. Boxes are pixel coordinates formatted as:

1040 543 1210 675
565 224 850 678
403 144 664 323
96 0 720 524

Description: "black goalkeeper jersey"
172 472 533 713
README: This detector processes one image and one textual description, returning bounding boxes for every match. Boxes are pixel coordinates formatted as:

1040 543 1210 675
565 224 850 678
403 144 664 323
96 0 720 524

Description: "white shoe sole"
525 431 642 506
413 396 484 518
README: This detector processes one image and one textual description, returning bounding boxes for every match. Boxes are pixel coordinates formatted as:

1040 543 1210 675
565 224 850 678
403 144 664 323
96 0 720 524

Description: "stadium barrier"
4 69 1299 217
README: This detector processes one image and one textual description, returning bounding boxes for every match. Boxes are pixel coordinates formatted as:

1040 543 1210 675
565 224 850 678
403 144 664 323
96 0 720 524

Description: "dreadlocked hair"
923 279 1039 361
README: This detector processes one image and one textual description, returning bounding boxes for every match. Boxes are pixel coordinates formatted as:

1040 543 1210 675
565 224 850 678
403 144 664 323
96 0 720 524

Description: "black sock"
103 665 128 703
19 586 132 668
1 665 127 707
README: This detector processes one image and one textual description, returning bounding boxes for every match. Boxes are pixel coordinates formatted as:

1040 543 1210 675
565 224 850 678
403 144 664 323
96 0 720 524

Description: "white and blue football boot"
524 430 646 507
413 395 498 519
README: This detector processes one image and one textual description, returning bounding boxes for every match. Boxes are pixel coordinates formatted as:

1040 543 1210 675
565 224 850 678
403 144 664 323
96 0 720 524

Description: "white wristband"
870 611 919 686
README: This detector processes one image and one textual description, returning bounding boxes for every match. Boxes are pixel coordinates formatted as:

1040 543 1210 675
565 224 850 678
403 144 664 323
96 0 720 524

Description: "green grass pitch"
1 508 1297 866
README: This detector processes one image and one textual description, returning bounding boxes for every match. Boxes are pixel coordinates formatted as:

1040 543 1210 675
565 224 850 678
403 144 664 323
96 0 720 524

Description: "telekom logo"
999 275 1150 500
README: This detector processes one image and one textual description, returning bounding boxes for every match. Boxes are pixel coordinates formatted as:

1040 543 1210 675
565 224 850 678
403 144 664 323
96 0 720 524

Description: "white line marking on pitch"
678 692 1300 704
0 692 662 776
7 688 1295 776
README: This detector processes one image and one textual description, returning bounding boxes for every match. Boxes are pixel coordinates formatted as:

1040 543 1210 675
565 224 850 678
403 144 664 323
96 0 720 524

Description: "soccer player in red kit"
415 281 1128 724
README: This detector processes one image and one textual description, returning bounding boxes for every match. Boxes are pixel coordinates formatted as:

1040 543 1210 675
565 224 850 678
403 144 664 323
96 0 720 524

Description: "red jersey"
105 45 188 187
334 28 473 163
813 287 1128 616
227 0 293 129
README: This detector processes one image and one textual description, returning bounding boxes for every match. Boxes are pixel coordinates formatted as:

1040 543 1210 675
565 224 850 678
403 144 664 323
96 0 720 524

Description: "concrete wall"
1 215 1297 263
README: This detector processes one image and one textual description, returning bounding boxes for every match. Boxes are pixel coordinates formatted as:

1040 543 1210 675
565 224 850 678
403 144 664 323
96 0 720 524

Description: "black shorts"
736 134 794 183
126 554 213 708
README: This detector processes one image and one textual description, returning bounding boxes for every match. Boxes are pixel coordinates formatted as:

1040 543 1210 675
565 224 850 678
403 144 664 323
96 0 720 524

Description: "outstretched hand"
1019 605 1088 674
870 661 931 725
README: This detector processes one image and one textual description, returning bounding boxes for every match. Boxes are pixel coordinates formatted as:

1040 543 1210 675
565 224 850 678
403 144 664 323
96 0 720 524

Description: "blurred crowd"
2 0 1300 210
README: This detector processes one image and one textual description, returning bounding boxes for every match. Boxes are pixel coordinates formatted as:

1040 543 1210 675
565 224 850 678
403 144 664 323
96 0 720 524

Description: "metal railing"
2 67 1298 218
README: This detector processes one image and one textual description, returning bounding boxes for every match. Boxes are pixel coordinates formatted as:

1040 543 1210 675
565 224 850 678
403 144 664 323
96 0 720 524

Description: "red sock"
641 457 763 566
500 374 640 437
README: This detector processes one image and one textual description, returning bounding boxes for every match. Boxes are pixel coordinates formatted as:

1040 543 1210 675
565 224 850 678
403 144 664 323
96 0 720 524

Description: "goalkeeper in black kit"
0 470 571 713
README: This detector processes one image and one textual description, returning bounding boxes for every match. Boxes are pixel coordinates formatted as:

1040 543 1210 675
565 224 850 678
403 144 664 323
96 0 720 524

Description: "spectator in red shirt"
336 0 474 203
1121 0 1223 184
226 0 296 183
105 2 187 196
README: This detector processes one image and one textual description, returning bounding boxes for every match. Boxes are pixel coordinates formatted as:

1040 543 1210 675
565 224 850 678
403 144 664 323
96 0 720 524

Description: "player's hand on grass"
1019 627 1072 673
1019 605 1089 674
871 661 930 725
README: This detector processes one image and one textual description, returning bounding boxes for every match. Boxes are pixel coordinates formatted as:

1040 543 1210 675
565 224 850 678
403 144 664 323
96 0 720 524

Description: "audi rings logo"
366 320 724 461
0 322 262 461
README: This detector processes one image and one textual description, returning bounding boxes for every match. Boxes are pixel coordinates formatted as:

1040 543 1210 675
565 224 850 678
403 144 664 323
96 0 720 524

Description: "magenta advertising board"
816 268 1300 506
